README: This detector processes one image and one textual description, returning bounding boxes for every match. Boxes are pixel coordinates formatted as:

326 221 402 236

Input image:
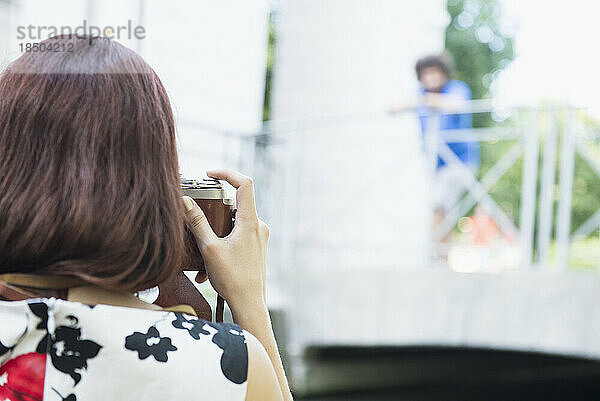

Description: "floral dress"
0 298 248 401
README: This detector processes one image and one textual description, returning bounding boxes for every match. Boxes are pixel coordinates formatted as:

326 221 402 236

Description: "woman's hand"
183 169 293 401
182 169 269 311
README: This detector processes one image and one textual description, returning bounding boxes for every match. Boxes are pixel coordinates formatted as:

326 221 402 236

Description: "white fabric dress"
0 298 248 401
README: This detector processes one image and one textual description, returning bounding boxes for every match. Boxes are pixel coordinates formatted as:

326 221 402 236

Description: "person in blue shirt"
413 54 479 219
415 54 479 171
391 54 480 260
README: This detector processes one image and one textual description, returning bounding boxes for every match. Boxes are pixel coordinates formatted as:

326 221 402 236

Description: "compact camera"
154 177 235 322
181 177 235 272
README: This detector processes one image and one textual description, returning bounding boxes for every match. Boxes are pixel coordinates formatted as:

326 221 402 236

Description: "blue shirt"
418 79 480 169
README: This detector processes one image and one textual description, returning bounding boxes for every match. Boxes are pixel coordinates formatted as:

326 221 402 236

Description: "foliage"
445 0 514 101
475 111 600 254
571 149 600 237
445 0 600 250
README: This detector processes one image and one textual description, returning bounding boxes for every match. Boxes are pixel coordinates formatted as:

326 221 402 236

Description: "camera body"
181 178 235 273
154 177 234 321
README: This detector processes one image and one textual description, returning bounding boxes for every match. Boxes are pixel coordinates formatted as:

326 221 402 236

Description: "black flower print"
0 340 10 357
29 303 51 354
171 313 209 339
49 324 102 385
206 322 248 385
125 326 177 362
29 305 102 386
170 314 247 384
52 387 77 401
28 303 49 330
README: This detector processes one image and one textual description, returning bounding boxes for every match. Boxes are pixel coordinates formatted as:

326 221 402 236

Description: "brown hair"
0 35 185 291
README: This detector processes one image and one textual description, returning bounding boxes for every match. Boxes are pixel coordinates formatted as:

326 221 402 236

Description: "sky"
494 0 600 117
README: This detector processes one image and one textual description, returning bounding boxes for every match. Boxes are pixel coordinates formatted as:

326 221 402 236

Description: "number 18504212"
19 42 74 53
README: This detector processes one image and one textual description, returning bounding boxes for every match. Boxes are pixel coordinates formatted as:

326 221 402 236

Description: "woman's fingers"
206 169 258 223
183 196 217 248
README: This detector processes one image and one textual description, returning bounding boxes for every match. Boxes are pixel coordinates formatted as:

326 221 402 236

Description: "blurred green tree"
445 0 514 102
444 0 519 234
445 0 600 260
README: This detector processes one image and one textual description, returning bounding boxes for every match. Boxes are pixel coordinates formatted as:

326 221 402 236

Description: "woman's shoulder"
0 298 248 400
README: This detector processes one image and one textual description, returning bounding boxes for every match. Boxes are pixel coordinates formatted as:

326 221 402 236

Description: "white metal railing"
228 101 596 272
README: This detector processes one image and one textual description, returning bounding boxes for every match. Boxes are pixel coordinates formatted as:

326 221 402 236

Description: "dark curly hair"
415 53 454 80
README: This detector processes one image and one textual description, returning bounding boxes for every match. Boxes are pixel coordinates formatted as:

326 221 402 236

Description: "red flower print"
0 352 46 401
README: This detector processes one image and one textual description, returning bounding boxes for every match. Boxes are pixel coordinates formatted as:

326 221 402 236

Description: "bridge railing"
231 101 597 273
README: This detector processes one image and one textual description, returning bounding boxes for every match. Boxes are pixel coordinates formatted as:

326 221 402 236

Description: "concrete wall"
264 0 449 390
265 0 447 288
0 0 269 177
271 0 447 121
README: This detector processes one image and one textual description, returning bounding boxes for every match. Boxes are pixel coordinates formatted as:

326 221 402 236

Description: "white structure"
0 0 269 176
265 0 447 276
262 1 600 394
263 0 447 390
271 0 447 121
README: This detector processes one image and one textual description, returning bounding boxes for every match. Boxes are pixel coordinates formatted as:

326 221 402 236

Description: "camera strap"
0 273 197 316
